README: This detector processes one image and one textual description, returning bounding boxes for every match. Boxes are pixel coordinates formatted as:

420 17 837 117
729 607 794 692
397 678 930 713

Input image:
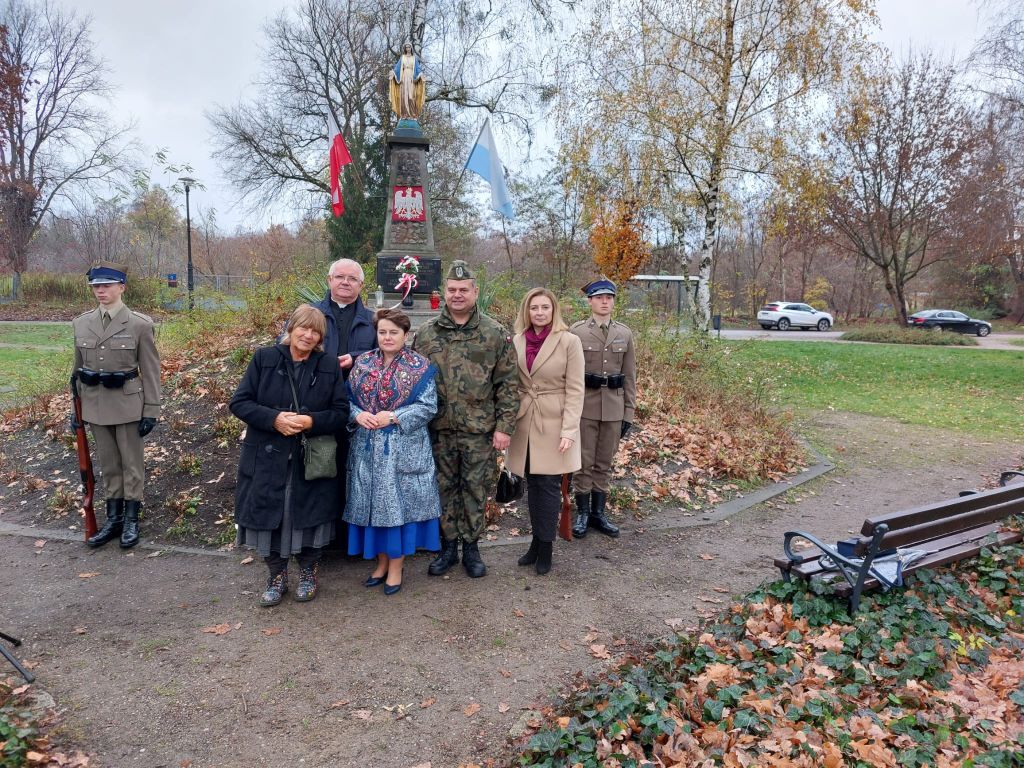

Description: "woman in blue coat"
344 309 441 594
230 304 348 606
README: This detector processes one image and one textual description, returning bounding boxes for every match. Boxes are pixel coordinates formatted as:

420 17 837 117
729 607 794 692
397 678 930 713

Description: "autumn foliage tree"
589 198 649 285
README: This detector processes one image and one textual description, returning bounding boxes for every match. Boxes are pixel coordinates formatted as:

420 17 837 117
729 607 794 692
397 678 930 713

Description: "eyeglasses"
329 275 363 284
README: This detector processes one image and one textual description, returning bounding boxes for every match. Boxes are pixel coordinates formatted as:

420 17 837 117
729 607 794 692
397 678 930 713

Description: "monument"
376 44 442 313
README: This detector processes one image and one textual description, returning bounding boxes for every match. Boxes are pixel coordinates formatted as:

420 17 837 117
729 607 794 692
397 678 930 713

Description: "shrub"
841 326 977 346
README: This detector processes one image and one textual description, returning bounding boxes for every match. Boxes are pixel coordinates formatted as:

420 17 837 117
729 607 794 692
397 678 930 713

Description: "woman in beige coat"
507 287 585 574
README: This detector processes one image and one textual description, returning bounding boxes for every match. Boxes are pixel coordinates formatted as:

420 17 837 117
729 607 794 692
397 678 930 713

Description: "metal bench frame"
777 472 1024 613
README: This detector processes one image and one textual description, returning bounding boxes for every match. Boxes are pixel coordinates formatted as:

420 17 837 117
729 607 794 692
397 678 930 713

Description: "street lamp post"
179 176 197 311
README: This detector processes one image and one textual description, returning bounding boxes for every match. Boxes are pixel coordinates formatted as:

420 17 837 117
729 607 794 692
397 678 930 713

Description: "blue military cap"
87 261 128 285
582 279 616 297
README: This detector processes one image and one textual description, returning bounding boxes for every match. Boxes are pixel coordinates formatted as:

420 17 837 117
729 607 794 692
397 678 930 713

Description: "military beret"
87 261 128 285
446 260 475 280
582 279 616 297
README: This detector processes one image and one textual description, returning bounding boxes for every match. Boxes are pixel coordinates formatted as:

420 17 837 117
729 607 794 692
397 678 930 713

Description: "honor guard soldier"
73 261 162 549
413 260 519 578
570 279 636 538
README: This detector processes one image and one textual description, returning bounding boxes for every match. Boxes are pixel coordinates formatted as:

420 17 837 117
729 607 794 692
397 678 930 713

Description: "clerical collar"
100 300 125 317
333 300 353 311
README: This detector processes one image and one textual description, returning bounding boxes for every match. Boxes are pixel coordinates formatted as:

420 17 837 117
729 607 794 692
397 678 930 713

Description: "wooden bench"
775 472 1024 612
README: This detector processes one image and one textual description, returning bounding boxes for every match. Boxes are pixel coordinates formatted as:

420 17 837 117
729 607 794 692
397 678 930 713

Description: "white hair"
327 258 364 281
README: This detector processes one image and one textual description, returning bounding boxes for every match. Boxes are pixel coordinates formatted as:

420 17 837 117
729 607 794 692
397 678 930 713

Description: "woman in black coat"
229 304 349 606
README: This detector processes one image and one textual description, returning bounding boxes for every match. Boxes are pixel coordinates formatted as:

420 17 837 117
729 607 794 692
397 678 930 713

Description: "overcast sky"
84 0 987 232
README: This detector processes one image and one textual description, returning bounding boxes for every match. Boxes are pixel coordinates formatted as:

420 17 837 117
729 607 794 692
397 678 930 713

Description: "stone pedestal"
376 126 441 297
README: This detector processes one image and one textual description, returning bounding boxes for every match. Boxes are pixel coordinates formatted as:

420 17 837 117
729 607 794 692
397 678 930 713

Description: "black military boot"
589 491 620 538
120 500 142 548
461 540 487 578
428 537 459 576
517 537 539 566
535 541 553 575
571 492 591 538
87 499 124 548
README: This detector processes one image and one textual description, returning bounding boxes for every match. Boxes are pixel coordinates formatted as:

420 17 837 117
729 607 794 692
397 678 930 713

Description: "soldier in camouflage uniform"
412 260 519 578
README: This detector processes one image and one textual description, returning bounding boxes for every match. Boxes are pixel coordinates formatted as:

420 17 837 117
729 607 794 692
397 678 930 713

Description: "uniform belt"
76 367 139 389
584 373 625 389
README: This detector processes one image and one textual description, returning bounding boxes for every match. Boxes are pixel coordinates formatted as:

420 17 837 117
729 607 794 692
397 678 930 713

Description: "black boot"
120 500 142 548
461 540 487 578
571 492 591 538
589 491 619 538
535 541 553 575
517 537 539 566
428 537 460 576
87 499 124 548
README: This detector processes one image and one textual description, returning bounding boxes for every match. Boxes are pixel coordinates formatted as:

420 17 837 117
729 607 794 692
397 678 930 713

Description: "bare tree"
559 0 874 331
0 0 131 297
818 53 981 325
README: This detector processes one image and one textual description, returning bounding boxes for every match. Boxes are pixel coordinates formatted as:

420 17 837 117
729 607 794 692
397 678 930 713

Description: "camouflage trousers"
431 429 498 544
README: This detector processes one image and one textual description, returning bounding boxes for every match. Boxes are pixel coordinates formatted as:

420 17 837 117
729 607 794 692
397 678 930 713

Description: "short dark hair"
374 308 411 333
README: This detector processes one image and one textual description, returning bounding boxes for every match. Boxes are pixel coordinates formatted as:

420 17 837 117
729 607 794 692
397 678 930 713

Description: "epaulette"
570 319 586 329
131 310 154 323
73 307 98 320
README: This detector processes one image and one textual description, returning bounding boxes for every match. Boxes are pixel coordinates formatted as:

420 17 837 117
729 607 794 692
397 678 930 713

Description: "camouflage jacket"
413 305 519 434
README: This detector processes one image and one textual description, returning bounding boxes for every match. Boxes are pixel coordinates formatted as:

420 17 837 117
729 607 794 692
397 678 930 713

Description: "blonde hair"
281 304 327 351
514 287 568 334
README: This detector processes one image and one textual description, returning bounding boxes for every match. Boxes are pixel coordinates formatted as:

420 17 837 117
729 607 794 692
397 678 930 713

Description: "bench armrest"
1000 471 1024 487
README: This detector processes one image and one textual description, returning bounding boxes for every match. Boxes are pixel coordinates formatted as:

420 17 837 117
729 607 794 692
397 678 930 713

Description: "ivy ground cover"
516 539 1024 768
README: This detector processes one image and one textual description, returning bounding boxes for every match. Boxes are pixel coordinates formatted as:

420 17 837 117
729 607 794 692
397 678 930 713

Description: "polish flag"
327 109 352 217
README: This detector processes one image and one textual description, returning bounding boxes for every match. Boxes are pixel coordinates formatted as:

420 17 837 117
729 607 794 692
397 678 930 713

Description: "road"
718 328 1023 351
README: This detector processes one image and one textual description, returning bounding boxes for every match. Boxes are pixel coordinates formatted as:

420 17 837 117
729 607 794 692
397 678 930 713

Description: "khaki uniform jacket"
506 330 585 478
412 306 519 435
73 306 162 426
570 318 636 423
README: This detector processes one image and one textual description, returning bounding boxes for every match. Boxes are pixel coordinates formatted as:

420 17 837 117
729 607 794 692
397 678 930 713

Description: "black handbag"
495 465 524 504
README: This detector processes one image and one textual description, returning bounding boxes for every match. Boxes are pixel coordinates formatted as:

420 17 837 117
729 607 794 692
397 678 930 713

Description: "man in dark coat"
312 258 377 547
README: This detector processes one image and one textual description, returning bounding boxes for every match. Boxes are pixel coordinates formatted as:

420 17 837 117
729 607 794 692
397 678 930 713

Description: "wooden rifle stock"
559 474 573 541
70 375 98 540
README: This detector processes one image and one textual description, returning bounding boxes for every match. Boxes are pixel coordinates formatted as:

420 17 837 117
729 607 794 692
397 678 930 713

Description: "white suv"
757 302 833 331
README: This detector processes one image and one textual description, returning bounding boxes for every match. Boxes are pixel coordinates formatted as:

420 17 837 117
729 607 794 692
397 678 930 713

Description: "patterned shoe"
295 564 319 602
259 570 288 607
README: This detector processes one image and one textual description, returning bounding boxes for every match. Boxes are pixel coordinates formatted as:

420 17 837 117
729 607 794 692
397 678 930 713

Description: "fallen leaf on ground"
589 643 611 659
664 618 685 630
328 700 349 709
463 702 481 716
351 709 372 720
420 697 436 709
498 702 510 713
73 626 87 635
698 596 724 604
513 609 525 618
240 556 254 565
12 684 30 695
260 627 282 636
498 668 512 678
25 752 47 763
558 640 573 651
201 623 232 635
33 539 45 548
409 763 432 768
77 572 100 579
699 553 715 560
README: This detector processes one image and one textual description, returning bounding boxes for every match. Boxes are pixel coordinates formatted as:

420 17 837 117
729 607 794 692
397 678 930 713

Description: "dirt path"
1 411 1021 768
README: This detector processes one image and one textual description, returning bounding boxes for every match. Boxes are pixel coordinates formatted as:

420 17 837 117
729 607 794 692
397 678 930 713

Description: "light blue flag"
465 118 515 219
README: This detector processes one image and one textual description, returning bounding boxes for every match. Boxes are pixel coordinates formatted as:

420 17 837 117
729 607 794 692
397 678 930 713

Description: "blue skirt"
347 518 441 559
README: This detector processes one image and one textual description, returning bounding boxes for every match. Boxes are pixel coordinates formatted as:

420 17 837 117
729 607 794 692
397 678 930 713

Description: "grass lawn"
0 321 72 347
723 340 1024 438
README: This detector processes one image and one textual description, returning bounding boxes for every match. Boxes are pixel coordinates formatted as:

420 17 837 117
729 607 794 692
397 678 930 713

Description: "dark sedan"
908 309 992 337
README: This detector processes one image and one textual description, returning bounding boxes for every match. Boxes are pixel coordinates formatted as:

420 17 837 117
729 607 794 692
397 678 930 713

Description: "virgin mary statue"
389 43 426 120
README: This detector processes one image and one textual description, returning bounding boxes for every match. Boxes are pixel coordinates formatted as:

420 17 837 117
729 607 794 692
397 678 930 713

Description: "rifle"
559 473 573 541
70 374 98 540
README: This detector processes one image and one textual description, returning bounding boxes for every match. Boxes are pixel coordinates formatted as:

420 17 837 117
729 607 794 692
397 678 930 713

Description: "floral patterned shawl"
348 347 434 413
